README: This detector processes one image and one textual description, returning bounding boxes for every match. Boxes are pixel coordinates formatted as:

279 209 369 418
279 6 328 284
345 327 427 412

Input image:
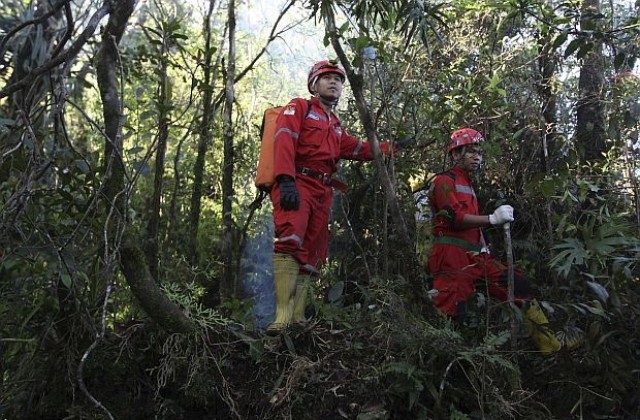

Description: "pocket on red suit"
298 118 326 148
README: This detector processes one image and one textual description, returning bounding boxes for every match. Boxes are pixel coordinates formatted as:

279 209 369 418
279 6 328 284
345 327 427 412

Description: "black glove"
395 135 414 149
277 175 299 211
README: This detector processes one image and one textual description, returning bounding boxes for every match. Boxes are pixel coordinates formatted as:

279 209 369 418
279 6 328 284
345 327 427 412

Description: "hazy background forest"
1 0 639 418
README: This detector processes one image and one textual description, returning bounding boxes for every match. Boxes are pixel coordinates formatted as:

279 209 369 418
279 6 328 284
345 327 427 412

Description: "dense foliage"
1 0 639 418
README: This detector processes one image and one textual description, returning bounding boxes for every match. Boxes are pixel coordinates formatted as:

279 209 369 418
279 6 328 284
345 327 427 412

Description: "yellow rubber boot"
524 300 561 355
292 274 310 323
266 254 299 335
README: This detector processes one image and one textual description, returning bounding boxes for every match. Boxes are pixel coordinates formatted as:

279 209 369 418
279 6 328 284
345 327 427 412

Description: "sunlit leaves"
305 0 448 51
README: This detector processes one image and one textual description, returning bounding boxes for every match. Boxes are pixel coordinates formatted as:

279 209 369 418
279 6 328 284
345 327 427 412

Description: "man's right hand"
278 176 299 211
489 205 514 225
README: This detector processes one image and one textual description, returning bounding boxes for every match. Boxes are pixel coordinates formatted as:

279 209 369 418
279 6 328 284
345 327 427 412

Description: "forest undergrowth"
3 272 638 420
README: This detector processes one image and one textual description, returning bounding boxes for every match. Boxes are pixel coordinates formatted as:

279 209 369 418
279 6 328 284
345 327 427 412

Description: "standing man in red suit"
267 59 409 334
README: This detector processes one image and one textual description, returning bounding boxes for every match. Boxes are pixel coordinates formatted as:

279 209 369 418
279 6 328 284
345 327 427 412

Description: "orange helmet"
448 128 484 153
307 60 346 93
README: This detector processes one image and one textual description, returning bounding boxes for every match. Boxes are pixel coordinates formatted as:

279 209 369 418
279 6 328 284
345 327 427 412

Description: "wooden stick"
504 222 517 349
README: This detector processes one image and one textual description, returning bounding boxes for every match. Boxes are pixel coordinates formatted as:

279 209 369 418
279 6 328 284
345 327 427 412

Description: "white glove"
489 205 514 225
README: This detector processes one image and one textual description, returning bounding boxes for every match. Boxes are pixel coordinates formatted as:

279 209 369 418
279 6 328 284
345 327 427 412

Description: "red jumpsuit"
428 166 532 318
271 96 393 274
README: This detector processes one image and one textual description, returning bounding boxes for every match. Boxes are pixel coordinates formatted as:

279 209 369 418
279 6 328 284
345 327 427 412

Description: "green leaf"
552 31 569 49
488 71 501 90
483 330 510 350
586 281 609 303
325 281 345 304
74 159 90 174
540 178 557 198
513 128 526 140
133 160 150 177
614 52 626 69
61 273 72 288
0 118 16 127
77 271 89 285
550 238 589 277
355 35 371 51
574 300 606 316
283 333 296 354
1 258 19 271
338 21 349 35
576 42 594 60
139 110 155 120
564 38 583 58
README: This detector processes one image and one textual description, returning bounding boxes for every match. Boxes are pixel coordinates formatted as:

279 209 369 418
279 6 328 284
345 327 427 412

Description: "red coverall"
270 96 393 274
428 166 532 318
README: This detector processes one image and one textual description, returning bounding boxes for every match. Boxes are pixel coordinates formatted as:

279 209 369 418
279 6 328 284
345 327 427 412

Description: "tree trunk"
220 0 237 302
97 1 133 216
323 8 424 302
324 10 409 246
95 0 135 302
95 0 193 333
145 38 170 282
537 33 558 174
575 0 606 163
188 0 223 267
167 131 189 259
121 236 197 333
537 22 560 252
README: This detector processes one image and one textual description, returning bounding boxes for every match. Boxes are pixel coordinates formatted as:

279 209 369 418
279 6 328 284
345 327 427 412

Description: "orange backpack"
255 100 312 192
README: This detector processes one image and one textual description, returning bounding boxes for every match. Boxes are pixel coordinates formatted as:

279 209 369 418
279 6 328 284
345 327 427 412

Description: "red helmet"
448 128 484 153
307 60 346 93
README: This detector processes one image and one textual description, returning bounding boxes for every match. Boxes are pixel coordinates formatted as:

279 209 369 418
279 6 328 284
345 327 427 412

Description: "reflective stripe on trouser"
266 253 299 333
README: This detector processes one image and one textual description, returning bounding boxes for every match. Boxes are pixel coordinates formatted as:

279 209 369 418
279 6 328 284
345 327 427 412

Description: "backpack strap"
303 99 312 119
440 170 456 181
413 171 455 194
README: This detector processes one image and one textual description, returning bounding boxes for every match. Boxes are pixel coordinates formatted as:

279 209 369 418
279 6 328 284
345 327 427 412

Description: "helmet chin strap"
315 92 339 108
